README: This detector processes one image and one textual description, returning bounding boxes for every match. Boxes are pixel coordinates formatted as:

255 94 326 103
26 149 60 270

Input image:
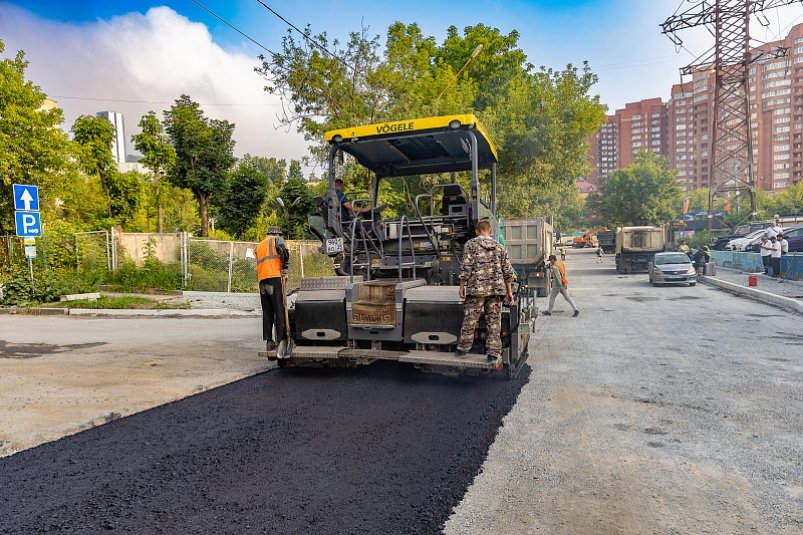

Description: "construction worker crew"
455 220 514 362
542 254 579 317
255 226 290 351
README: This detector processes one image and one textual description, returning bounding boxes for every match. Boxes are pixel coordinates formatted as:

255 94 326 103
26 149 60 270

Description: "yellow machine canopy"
324 114 498 178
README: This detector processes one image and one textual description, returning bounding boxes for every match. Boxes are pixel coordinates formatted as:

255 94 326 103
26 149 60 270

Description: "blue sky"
3 1 803 169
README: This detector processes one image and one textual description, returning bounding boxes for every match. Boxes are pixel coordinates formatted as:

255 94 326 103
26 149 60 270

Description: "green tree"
278 161 314 239
132 111 177 233
216 155 279 238
0 39 74 234
591 152 681 227
163 95 235 237
108 170 143 226
258 23 605 210
71 115 118 219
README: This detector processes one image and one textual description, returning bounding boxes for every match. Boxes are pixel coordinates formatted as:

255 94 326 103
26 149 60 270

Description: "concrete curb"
0 307 69 316
66 308 260 318
699 276 803 316
0 307 260 318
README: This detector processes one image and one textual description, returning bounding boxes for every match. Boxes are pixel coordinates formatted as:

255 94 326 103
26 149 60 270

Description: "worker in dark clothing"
325 179 371 222
692 246 710 275
255 226 290 351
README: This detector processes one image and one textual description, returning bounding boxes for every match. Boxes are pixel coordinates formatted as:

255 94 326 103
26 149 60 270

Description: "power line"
253 0 354 72
51 95 283 107
189 0 277 56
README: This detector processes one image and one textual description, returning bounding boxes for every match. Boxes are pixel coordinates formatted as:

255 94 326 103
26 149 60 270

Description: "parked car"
726 229 767 251
648 252 698 286
712 222 772 250
787 227 803 252
751 226 803 252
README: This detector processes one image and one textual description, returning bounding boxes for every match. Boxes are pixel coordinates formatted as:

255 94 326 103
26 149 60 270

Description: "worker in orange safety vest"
255 226 290 350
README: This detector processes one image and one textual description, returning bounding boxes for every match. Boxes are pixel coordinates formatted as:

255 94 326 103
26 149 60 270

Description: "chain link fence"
186 238 333 292
2 230 334 295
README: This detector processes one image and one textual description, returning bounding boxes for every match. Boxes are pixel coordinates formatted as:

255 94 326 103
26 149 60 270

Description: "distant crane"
661 0 803 231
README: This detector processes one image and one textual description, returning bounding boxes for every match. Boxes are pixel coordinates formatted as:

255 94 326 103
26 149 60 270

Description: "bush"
102 259 182 292
0 266 61 306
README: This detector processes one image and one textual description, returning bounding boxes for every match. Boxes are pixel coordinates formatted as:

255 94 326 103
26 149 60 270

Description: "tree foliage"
215 155 278 239
163 95 235 237
132 111 176 232
258 22 605 223
590 152 681 227
71 115 118 218
0 39 74 234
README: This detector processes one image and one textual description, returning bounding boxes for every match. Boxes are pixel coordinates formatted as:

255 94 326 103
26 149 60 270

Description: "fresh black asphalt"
1 362 529 534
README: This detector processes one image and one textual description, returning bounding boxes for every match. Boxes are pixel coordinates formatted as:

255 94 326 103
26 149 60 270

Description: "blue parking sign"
13 184 40 211
15 211 42 237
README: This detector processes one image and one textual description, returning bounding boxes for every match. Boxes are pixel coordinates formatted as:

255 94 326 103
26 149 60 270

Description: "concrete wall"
117 233 181 266
711 251 803 281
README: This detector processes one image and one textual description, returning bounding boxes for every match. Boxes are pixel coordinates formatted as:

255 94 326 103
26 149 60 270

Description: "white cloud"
0 4 310 172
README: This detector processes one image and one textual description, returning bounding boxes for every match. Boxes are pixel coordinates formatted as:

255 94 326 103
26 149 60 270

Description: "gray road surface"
446 248 802 534
0 316 266 456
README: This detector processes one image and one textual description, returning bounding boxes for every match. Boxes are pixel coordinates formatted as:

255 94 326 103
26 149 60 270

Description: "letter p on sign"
15 211 42 237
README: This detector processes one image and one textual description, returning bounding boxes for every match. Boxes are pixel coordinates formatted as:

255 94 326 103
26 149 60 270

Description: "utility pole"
662 0 801 231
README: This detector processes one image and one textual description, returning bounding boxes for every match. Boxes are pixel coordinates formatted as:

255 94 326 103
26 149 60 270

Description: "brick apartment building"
587 23 803 193
586 98 669 184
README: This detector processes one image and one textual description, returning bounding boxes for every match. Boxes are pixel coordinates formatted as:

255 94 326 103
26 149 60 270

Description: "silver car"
648 252 697 286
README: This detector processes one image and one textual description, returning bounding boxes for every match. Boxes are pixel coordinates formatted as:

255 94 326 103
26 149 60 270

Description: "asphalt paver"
0 362 529 534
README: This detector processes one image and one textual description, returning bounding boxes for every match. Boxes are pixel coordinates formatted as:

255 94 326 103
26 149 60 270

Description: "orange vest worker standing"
255 226 290 351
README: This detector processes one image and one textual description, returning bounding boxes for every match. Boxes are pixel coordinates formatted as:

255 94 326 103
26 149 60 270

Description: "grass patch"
41 296 189 310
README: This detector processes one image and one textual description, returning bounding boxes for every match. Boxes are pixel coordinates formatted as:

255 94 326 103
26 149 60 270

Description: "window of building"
762 60 790 71
774 153 790 160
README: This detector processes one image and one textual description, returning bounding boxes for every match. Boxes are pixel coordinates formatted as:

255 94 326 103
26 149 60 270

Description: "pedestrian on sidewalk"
560 243 567 261
455 220 514 362
759 236 772 274
542 254 579 317
769 236 782 278
255 226 290 351
596 245 604 263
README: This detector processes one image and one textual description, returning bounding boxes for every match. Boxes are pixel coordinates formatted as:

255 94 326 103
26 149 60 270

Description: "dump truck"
260 114 534 379
503 217 554 297
615 226 666 273
597 230 616 254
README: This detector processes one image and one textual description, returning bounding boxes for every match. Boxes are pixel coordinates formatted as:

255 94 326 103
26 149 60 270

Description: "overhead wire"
50 95 283 107
253 0 355 73
189 0 277 56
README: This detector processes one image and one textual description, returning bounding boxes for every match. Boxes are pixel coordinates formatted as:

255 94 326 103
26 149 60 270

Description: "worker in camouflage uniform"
456 220 515 362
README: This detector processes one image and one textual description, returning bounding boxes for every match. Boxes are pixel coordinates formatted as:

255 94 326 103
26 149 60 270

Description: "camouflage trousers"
457 295 503 357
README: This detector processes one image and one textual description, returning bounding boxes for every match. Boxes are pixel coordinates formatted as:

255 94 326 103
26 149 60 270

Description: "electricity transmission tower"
662 0 802 230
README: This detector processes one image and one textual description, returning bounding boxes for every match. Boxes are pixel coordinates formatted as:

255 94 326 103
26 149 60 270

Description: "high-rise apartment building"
96 111 127 164
587 23 803 193
667 71 714 192
585 98 669 185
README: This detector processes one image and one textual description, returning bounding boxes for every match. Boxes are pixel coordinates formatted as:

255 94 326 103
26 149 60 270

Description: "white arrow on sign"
20 188 34 210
